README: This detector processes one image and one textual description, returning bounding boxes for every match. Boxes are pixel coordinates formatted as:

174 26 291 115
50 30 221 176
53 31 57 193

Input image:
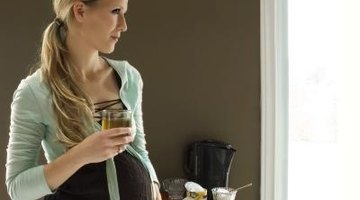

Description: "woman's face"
80 0 128 54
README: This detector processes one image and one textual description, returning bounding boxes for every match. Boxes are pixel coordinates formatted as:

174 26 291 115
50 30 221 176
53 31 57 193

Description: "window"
288 0 340 199
262 0 360 200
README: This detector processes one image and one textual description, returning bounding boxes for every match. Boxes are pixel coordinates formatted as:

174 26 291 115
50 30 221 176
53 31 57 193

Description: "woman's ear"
72 1 87 23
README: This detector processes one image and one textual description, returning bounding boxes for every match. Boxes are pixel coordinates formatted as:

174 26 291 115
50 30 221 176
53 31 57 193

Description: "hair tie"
54 18 64 27
54 18 66 42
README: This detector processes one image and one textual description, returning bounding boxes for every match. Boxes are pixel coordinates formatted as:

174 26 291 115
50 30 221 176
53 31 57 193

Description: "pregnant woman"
5 0 161 199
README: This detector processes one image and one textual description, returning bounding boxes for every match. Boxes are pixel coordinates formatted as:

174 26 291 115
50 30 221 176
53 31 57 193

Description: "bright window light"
288 0 360 200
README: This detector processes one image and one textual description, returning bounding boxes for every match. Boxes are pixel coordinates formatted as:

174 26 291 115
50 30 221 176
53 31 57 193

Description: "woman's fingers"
114 145 127 154
152 183 162 200
103 127 132 137
75 128 134 164
111 134 134 146
99 128 134 148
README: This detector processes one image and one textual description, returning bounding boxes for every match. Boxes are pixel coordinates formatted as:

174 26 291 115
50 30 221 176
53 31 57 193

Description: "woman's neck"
66 31 108 82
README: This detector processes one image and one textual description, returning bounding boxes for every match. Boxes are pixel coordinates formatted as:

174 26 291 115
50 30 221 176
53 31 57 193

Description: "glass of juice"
101 110 132 130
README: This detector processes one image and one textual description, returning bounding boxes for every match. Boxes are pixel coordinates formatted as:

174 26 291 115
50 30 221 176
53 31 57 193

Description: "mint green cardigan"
6 58 159 200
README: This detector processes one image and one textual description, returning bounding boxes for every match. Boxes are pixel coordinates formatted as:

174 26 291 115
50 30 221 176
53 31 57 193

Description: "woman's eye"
112 9 121 14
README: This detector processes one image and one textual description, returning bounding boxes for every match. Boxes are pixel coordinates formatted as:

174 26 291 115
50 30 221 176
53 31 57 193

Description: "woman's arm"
6 82 52 200
6 80 133 200
130 76 159 183
6 81 51 200
43 147 84 190
128 72 162 200
43 127 133 190
8 126 132 199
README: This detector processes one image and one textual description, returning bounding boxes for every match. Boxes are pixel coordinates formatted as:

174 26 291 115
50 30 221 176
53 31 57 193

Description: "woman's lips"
111 36 119 41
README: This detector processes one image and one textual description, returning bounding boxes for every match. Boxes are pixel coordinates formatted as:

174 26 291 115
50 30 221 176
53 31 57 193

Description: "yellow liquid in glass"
102 118 132 130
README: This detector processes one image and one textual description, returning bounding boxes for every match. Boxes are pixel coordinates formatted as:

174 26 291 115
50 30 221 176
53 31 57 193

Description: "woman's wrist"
66 144 89 167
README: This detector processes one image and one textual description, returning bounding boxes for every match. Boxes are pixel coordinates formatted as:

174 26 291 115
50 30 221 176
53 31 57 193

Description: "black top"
44 72 152 200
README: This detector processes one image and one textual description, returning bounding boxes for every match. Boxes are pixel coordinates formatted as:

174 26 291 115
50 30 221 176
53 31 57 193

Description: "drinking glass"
162 178 188 200
101 110 132 130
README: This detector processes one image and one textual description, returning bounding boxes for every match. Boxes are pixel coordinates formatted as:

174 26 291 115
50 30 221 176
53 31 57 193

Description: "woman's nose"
117 15 127 32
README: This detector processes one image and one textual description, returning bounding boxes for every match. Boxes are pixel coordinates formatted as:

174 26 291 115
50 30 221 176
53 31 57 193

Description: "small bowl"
162 178 188 200
212 187 237 200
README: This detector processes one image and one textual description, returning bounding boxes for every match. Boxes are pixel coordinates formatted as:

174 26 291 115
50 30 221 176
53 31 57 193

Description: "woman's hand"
70 127 134 165
152 182 162 200
44 128 133 190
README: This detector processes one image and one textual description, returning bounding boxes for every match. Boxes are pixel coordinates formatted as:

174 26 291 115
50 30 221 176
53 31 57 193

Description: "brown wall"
0 0 260 200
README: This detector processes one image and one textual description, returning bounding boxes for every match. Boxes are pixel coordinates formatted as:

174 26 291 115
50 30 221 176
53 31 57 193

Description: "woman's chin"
100 46 116 54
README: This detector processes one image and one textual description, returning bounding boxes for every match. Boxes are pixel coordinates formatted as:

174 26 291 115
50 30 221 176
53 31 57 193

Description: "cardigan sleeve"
130 72 159 184
6 80 52 200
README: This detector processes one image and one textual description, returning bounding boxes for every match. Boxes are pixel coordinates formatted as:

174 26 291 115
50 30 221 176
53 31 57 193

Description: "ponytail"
39 18 95 149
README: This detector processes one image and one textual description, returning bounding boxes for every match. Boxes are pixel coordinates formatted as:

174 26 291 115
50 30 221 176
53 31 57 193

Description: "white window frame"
260 0 288 200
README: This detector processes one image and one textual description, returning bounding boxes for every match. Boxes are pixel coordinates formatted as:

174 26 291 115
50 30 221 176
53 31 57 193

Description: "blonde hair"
39 0 98 148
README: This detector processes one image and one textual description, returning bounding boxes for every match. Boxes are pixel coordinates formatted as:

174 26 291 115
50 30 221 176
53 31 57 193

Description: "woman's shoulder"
14 69 50 102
